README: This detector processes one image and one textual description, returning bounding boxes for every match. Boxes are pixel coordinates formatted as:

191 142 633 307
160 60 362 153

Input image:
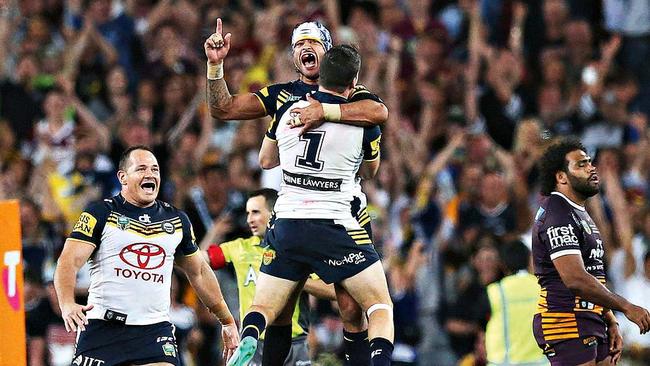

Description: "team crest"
580 220 592 234
162 342 176 357
262 248 276 265
117 215 130 231
162 222 175 234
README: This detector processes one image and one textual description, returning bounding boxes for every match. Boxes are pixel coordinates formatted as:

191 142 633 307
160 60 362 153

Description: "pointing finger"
216 18 222 34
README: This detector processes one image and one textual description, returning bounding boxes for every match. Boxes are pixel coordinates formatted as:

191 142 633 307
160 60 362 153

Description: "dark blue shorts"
540 336 609 365
73 320 180 366
261 218 380 284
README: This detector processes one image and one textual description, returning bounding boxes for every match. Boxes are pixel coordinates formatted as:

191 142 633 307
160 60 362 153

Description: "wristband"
207 61 224 80
322 103 341 122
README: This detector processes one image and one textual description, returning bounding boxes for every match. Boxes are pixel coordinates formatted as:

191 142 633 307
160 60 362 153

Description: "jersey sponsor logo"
73 212 97 237
138 214 151 224
262 248 276 265
73 355 105 366
162 222 175 234
282 170 342 192
325 251 366 267
119 243 166 270
117 215 130 231
546 225 579 249
589 239 604 260
114 267 164 283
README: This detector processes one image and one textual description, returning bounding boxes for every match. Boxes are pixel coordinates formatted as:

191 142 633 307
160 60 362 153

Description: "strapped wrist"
207 61 224 80
322 103 341 122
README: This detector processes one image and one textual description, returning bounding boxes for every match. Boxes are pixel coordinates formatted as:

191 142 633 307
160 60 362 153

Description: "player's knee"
366 302 393 320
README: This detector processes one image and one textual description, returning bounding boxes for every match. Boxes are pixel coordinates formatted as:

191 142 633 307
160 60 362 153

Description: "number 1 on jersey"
295 131 325 171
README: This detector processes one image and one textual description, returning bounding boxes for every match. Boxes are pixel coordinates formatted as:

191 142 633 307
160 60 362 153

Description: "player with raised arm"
54 146 239 366
226 45 392 366
204 19 383 365
202 188 336 365
532 139 650 366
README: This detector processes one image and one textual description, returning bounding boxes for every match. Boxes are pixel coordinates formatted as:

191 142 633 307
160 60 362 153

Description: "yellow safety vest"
486 272 549 366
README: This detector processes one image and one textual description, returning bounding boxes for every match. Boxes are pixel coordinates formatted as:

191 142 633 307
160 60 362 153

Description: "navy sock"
343 329 371 366
369 337 393 366
241 311 266 340
262 325 292 366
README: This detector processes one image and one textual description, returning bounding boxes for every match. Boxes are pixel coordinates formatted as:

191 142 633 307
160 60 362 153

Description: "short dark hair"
538 138 586 196
500 240 531 273
320 45 361 93
118 145 155 171
249 188 278 211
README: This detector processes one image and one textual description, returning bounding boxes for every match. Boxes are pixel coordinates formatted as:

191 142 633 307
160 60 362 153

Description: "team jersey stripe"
355 239 373 245
544 333 579 341
347 230 368 235
543 327 579 335
106 222 182 237
541 322 578 329
358 217 371 226
540 312 577 318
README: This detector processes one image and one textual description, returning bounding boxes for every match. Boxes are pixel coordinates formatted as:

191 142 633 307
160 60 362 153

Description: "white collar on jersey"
551 191 586 211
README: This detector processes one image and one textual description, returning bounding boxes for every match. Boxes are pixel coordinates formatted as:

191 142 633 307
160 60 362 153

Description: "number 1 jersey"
266 91 381 221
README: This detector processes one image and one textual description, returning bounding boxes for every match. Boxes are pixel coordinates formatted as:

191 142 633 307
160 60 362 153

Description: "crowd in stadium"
2 0 650 365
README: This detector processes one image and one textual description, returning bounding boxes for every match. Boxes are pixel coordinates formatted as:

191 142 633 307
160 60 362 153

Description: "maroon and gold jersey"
531 192 607 344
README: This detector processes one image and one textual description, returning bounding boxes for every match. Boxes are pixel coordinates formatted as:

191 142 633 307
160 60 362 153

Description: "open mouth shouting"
140 181 157 194
301 51 318 71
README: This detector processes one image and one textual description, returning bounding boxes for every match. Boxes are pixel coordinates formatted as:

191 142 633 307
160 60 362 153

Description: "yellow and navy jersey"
253 80 383 141
207 236 309 339
69 194 199 325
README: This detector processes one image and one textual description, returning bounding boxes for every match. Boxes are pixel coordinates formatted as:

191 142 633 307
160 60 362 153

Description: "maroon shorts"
540 336 609 365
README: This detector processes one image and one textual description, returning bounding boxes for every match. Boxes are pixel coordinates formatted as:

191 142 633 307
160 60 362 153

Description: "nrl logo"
117 215 130 231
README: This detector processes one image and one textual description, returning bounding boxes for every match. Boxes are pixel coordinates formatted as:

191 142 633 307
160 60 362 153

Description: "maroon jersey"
532 192 607 344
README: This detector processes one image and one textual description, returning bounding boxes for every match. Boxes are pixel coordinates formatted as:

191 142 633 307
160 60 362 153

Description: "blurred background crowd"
2 0 650 365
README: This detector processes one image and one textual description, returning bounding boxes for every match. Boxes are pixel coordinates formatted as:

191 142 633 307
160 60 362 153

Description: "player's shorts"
73 319 180 366
250 335 311 366
537 336 609 365
261 218 380 284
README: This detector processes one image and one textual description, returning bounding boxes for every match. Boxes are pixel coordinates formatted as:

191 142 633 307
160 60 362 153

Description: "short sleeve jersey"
69 194 199 325
531 192 607 341
268 90 381 220
255 81 383 217
220 236 309 339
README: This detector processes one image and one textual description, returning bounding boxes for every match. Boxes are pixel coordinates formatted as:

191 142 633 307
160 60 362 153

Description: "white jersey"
69 195 199 325
266 91 381 221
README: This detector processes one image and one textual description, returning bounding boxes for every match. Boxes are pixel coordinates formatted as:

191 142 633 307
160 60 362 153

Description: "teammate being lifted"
204 18 386 366
227 45 393 366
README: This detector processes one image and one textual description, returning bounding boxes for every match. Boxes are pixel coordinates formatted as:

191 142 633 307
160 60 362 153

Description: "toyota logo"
119 243 166 270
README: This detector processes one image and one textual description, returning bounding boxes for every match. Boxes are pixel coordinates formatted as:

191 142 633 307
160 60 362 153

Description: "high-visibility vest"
486 272 549 366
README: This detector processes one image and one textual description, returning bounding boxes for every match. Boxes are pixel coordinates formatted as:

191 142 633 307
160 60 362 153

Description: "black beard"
567 172 599 199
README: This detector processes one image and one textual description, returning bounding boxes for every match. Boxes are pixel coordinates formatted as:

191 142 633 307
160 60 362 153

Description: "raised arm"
204 18 267 121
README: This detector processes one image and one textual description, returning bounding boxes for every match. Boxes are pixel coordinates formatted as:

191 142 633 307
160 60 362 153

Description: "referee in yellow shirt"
202 189 334 366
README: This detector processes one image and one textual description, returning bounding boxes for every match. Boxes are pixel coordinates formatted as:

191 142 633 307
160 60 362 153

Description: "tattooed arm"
205 18 266 121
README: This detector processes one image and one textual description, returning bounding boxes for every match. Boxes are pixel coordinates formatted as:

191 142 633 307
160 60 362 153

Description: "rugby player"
54 146 239 365
532 139 650 365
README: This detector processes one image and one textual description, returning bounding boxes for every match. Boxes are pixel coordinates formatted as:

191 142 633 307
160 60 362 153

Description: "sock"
343 329 371 366
369 337 393 366
241 311 266 340
262 325 292 366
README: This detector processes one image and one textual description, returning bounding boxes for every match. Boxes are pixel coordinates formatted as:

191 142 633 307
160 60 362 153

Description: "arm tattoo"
207 78 232 113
